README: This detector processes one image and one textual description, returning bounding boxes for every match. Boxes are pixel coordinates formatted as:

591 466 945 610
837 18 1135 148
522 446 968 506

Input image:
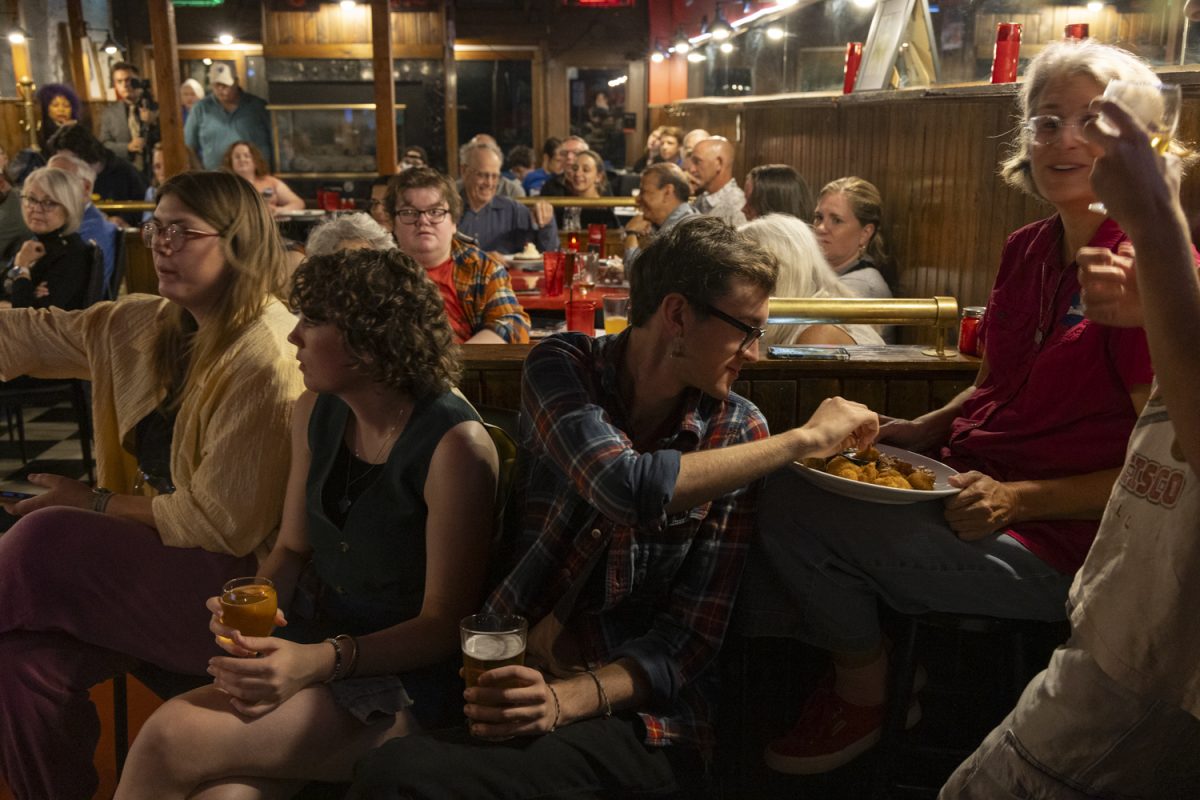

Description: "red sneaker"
764 683 921 775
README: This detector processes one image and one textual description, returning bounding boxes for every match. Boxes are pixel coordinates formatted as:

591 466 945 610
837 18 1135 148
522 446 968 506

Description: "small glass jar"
959 306 986 356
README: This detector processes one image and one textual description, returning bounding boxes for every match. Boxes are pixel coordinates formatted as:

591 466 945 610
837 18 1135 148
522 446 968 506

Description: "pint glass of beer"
460 613 527 689
219 577 278 639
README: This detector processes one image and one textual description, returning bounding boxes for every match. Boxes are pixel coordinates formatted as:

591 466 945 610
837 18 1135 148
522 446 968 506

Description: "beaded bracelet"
546 683 561 732
585 668 612 718
323 637 343 683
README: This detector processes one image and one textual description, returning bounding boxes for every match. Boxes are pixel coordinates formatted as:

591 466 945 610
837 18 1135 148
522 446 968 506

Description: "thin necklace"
1034 234 1071 347
338 412 405 514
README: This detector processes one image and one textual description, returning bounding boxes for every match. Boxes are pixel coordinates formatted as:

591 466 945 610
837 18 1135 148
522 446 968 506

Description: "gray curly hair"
304 212 395 257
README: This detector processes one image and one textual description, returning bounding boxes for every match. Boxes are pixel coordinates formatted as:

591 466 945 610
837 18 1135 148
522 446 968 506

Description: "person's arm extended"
668 396 878 512
523 337 877 522
1083 99 1200 474
878 359 988 452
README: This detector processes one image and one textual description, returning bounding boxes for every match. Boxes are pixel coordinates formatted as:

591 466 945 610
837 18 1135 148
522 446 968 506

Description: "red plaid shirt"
485 332 768 752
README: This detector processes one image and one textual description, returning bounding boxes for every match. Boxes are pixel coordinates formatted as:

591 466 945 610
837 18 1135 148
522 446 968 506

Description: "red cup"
587 224 607 258
566 299 597 335
1064 23 1088 40
990 23 1021 84
318 190 340 211
843 42 863 94
542 252 565 297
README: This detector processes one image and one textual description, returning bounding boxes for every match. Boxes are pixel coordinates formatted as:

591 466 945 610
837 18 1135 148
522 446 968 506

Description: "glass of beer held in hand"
219 577 278 640
460 613 527 689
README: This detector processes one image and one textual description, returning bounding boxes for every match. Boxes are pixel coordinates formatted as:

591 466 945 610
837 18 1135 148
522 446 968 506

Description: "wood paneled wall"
263 8 443 58
653 79 1200 310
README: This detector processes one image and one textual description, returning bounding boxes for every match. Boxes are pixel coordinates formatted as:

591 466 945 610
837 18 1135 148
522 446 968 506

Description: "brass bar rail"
515 196 636 208
768 296 960 357
99 197 640 213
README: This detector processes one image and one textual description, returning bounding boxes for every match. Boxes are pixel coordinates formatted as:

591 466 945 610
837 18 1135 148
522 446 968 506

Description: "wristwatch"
91 487 114 514
8 265 26 280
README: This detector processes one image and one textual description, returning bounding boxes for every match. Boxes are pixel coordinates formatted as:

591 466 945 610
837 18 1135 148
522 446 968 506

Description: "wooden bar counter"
458 344 978 434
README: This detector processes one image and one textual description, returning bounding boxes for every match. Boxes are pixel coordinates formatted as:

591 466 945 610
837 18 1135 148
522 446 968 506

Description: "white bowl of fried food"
795 444 960 504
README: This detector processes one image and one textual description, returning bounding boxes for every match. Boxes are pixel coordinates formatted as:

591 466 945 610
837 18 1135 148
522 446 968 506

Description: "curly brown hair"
289 248 460 399
221 140 270 178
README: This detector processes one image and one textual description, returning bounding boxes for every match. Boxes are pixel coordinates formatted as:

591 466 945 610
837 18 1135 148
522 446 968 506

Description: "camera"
129 77 159 112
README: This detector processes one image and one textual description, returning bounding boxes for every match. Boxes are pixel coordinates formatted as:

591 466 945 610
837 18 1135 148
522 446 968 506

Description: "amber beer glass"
219 577 278 639
460 613 527 689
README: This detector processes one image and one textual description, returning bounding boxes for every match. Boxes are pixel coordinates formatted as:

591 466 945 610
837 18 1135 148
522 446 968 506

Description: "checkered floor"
0 402 91 495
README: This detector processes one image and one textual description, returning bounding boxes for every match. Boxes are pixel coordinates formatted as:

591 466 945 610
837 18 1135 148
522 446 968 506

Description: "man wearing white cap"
184 62 272 171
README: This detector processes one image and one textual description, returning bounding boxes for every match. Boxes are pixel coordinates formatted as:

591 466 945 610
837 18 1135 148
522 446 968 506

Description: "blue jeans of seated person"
734 468 1073 654
941 644 1200 798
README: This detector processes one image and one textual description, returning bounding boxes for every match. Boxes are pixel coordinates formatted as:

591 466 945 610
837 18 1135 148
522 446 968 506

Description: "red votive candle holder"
1064 23 1089 40
991 23 1022 84
843 42 864 94
566 299 597 335
542 252 565 297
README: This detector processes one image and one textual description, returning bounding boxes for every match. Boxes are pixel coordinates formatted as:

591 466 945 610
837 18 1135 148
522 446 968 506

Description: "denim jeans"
735 467 1073 653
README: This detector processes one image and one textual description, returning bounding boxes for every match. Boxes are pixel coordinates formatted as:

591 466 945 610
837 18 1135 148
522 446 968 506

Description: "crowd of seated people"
1 36 1197 800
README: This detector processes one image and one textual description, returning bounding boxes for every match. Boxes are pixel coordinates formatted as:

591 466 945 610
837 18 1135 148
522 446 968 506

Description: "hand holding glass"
218 577 277 644
1088 80 1181 215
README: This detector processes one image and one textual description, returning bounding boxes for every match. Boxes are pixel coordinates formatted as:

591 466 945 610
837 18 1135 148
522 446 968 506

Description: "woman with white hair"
305 211 395 257
179 78 204 124
739 39 1172 777
5 166 93 310
739 214 883 347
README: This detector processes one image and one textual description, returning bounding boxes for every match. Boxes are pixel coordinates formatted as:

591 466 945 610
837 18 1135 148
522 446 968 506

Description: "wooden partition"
458 345 977 433
653 77 1200 309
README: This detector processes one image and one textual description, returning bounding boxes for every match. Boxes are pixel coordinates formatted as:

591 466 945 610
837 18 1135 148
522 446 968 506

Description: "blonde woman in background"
740 214 883 347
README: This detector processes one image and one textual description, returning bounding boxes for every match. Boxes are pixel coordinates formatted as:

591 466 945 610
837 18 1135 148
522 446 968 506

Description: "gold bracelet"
585 668 612 718
546 683 561 732
343 635 360 678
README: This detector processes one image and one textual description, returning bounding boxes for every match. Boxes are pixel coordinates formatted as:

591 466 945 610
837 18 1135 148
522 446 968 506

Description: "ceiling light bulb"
651 51 665 63
340 0 357 9
217 33 234 45
766 25 785 40
675 40 691 54
720 41 734 53
712 26 731 41
1087 0 1104 10
7 29 26 45
687 52 706 62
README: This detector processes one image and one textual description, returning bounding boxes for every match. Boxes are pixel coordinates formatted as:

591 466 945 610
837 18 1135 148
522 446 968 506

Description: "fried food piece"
854 446 881 463
826 456 863 481
907 468 935 491
802 457 828 470
872 468 913 489
860 462 879 483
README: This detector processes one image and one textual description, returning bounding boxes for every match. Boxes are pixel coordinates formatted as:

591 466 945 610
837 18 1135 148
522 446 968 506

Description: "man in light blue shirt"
457 141 557 256
185 63 272 170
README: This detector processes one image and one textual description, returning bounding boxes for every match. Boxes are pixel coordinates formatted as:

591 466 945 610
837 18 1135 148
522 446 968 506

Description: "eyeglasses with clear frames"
20 195 63 212
394 207 450 225
141 221 221 251
1025 113 1100 146
702 303 767 354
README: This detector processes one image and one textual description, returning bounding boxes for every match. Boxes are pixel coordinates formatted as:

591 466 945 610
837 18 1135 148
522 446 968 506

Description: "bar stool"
869 612 1070 799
